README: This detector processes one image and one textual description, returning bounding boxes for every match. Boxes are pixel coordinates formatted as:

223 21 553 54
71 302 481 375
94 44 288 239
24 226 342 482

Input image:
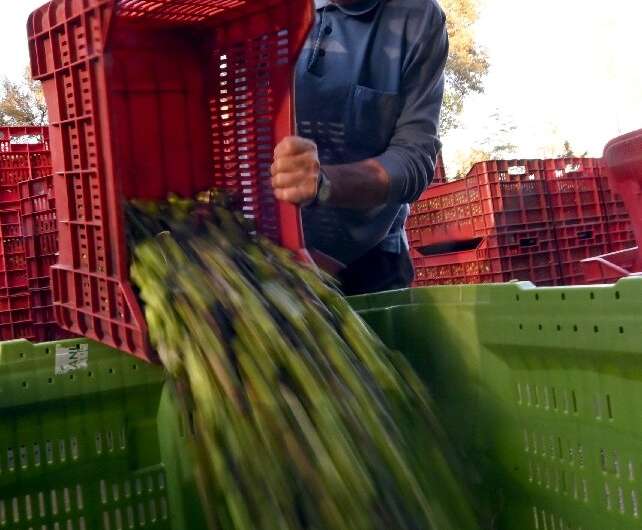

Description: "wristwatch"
314 167 332 206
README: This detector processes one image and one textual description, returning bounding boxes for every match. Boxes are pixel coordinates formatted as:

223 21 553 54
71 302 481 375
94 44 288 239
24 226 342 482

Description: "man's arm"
271 137 389 209
272 7 449 209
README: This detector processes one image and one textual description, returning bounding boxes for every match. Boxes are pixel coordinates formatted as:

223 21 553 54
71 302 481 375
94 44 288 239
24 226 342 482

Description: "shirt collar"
314 0 382 16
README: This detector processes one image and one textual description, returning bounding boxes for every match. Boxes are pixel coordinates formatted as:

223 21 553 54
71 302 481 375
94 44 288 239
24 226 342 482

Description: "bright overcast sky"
2 0 642 176
443 0 642 173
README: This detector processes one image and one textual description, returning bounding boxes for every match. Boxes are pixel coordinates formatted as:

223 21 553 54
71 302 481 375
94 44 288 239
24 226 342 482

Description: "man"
271 0 448 295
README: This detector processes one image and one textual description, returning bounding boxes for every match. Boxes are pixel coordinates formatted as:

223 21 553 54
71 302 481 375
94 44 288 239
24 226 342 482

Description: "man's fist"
271 136 320 205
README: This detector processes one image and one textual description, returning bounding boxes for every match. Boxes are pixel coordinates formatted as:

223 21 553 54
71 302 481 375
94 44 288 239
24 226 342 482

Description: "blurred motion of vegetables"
126 193 481 530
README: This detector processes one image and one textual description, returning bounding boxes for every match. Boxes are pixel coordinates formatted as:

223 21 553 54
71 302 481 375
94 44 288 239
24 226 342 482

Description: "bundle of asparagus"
127 193 480 530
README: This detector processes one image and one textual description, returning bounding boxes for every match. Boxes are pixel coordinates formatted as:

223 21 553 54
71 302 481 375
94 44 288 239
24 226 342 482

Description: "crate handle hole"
571 390 578 414
606 394 614 420
520 237 538 248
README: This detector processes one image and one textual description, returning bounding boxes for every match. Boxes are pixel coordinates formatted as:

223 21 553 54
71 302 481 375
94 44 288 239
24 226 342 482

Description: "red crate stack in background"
408 156 636 287
409 159 562 286
582 129 642 283
0 127 70 341
596 157 637 252
543 158 604 225
408 160 551 247
412 225 561 287
542 158 610 284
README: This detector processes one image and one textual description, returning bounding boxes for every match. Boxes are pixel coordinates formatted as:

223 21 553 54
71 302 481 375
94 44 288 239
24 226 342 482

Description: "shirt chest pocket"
344 84 401 155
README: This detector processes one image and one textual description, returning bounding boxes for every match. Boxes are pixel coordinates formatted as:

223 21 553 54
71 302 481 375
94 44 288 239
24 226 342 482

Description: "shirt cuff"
375 148 412 204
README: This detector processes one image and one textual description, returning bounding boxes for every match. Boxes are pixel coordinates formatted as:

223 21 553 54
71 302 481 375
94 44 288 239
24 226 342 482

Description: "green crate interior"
4 279 642 529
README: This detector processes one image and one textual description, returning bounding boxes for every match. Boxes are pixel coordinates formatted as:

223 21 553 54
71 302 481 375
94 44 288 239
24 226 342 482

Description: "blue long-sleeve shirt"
296 0 448 265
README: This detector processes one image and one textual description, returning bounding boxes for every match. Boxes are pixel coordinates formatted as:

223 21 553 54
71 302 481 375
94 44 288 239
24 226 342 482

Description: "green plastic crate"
352 278 642 530
0 339 177 530
4 279 642 530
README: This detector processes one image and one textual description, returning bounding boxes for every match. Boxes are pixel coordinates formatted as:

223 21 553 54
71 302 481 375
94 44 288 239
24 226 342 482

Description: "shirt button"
319 49 326 57
324 26 333 35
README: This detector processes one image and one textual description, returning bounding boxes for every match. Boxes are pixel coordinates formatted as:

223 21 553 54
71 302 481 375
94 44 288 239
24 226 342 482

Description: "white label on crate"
55 343 89 375
565 163 581 174
508 165 527 176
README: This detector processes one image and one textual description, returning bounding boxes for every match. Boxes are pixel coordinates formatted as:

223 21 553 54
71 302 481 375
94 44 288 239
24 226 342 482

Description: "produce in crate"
126 193 481 530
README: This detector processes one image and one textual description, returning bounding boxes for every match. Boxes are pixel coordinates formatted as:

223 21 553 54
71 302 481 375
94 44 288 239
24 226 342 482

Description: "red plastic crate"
408 160 551 247
0 211 28 291
29 0 314 360
0 288 34 342
0 127 71 341
581 247 640 284
581 129 642 283
412 226 561 287
602 129 642 251
20 174 71 341
597 154 629 219
554 221 612 285
0 126 49 152
0 208 32 340
543 158 605 225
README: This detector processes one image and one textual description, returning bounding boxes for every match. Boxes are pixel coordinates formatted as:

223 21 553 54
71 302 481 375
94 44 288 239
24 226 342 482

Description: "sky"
1 0 642 177
442 0 642 175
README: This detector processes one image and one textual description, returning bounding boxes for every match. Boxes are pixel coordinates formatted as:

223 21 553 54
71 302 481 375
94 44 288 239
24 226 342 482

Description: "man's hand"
271 136 320 205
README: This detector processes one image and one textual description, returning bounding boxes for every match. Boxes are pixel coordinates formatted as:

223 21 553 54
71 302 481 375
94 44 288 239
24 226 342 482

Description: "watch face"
318 173 332 204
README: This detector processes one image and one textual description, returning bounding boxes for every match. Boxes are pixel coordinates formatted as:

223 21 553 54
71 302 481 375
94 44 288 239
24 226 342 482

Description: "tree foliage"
453 110 518 178
559 140 587 158
0 69 47 126
440 0 489 135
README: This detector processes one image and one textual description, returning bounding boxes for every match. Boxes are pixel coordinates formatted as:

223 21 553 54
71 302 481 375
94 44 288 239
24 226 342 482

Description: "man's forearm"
322 159 391 210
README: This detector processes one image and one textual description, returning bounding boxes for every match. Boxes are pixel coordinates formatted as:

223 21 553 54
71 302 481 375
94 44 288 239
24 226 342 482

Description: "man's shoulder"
385 0 444 15
384 0 446 27
383 0 446 38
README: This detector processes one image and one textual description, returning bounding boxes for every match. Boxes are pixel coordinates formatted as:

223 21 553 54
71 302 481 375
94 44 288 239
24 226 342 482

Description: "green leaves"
127 195 481 530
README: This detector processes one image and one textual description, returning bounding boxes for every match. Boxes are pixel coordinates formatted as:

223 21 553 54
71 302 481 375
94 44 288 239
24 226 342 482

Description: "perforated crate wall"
0 338 174 530
28 0 314 361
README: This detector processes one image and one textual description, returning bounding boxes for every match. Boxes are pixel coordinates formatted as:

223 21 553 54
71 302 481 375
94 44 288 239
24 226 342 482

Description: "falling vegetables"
126 192 481 530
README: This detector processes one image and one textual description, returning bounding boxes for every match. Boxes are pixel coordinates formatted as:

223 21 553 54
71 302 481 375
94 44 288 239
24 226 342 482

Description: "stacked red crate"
408 156 637 287
412 225 561 287
0 127 70 341
596 158 637 252
582 129 642 283
542 158 612 284
409 159 561 286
